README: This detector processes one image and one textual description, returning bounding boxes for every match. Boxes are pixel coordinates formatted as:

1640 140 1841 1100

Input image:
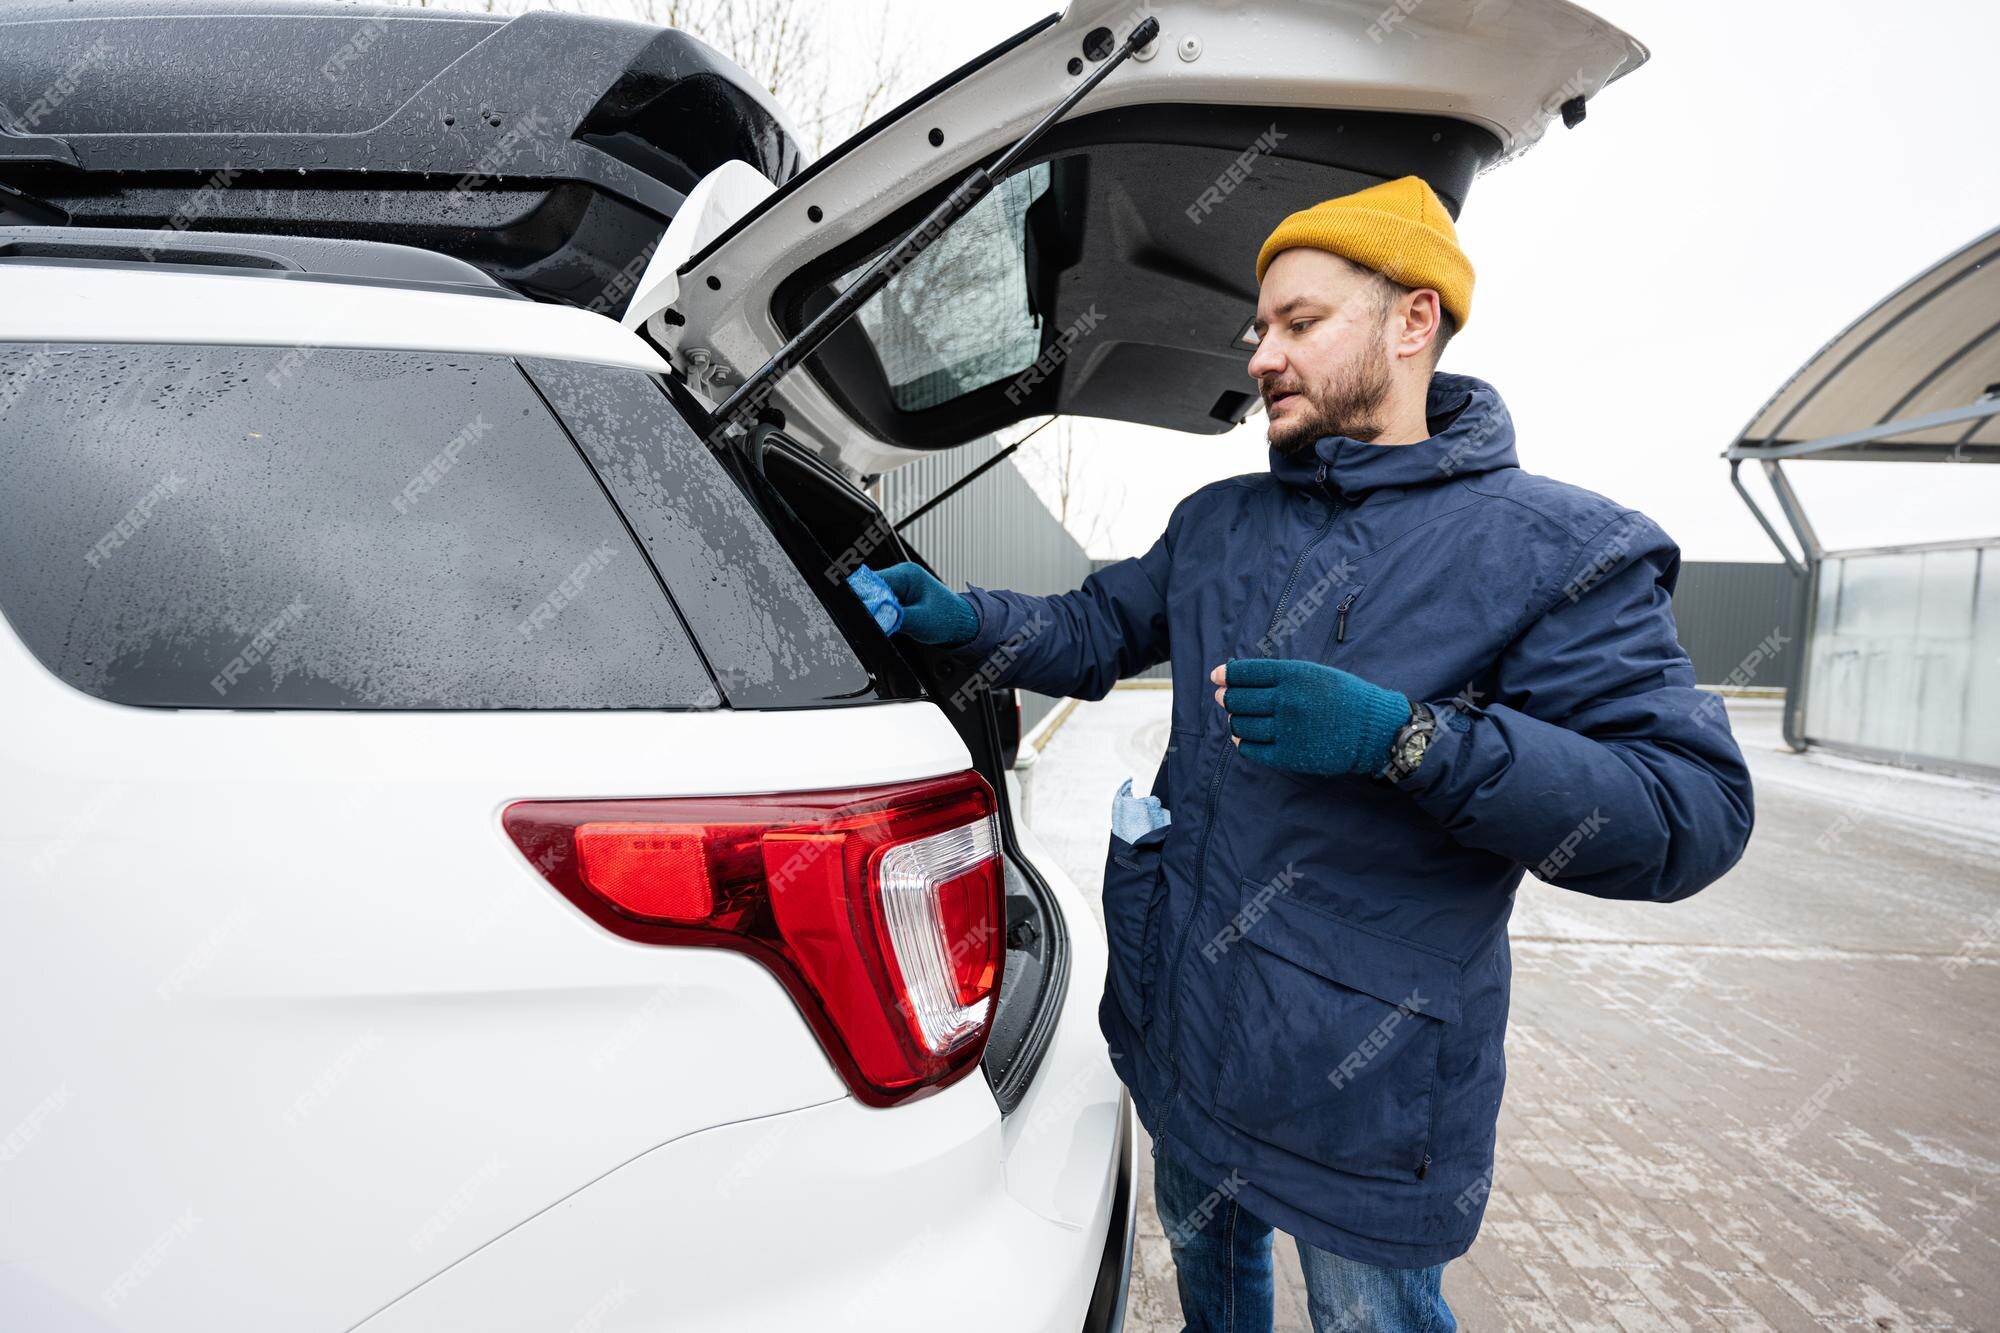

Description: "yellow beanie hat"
1255 176 1474 329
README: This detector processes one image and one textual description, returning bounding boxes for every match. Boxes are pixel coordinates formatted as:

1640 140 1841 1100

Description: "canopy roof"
1728 226 2000 463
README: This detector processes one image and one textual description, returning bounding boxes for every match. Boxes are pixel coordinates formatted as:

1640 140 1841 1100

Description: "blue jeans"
1153 1145 1455 1333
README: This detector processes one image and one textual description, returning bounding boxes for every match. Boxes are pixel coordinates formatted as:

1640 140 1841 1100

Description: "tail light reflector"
502 771 1003 1107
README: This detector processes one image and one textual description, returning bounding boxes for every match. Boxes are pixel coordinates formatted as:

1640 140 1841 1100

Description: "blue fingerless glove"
1220 657 1412 778
867 561 980 648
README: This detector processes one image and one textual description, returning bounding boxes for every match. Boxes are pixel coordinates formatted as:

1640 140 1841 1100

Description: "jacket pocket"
1209 885 1462 1181
1101 824 1171 1033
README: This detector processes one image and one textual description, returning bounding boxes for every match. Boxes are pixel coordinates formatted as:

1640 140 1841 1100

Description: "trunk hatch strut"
713 16 1161 434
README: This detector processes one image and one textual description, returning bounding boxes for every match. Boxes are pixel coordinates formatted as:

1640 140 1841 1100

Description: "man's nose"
1246 334 1283 381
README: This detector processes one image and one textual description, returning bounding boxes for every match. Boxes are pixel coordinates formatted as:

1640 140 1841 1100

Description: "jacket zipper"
1335 589 1360 642
1157 465 1344 1091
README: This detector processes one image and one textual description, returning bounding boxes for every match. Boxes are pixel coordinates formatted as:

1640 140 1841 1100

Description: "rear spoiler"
0 4 803 314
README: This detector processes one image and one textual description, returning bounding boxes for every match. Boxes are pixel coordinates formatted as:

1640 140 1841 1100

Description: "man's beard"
1264 343 1395 455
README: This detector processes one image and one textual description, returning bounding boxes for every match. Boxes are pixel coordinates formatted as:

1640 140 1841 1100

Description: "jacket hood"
1268 372 1517 501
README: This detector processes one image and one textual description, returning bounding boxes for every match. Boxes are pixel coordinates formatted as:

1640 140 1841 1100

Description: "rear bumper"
1082 1092 1139 1333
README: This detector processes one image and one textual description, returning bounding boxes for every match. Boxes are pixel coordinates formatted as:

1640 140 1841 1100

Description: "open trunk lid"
633 0 1645 476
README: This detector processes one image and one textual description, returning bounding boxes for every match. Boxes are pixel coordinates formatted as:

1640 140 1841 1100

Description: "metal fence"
1669 561 1802 688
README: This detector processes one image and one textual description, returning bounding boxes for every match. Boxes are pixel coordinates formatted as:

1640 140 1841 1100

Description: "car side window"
0 342 715 708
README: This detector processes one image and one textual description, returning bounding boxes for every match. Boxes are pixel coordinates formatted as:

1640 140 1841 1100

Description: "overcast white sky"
796 0 2000 562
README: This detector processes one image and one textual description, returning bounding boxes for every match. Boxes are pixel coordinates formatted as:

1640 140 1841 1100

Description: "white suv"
0 238 1131 1332
0 0 1643 1328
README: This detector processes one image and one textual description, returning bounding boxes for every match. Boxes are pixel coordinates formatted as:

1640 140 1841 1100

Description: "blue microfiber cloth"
1111 777 1171 842
846 565 904 636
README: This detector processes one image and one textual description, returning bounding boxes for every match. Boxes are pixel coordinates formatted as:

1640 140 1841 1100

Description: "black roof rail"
0 226 526 299
0 1 804 315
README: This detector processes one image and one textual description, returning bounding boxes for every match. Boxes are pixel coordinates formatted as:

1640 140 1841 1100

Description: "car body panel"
0 261 667 369
0 585 993 1323
349 819 1127 1333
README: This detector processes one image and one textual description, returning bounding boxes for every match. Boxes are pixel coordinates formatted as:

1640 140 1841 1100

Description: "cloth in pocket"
1110 776 1170 841
1102 780 1171 1032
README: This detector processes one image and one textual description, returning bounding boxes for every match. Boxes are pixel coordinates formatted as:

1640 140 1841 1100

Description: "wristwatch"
1383 700 1437 783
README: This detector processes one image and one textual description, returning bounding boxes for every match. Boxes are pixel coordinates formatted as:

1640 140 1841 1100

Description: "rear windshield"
0 342 864 709
842 162 1053 412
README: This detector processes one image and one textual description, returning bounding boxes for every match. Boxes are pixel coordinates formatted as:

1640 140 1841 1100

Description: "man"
868 176 1754 1331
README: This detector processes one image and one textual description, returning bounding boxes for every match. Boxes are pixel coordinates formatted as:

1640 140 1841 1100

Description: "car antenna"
713 16 1161 433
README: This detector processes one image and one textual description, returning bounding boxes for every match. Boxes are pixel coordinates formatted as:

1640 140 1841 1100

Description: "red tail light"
502 771 1004 1107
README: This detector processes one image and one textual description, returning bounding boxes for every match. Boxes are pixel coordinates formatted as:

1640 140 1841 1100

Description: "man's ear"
1393 288 1444 364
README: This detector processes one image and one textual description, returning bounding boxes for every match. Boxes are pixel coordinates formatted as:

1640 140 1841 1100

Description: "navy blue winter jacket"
953 373 1754 1266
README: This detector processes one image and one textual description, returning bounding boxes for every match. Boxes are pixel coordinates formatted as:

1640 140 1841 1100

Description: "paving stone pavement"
1019 688 2000 1332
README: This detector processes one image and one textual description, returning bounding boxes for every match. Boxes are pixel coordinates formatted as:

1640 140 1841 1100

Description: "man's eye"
1290 320 1315 334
